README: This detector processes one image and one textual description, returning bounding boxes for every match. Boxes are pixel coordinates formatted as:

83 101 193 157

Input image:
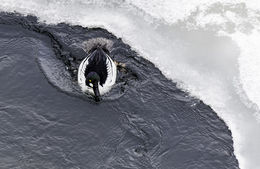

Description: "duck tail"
82 37 113 54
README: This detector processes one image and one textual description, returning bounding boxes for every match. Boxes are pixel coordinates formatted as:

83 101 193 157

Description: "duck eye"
89 80 92 83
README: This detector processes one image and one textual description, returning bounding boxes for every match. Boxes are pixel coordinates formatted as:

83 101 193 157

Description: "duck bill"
93 84 101 102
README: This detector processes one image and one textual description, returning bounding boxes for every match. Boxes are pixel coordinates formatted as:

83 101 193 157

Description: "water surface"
0 13 238 169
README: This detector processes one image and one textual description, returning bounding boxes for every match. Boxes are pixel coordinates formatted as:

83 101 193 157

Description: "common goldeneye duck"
78 44 117 101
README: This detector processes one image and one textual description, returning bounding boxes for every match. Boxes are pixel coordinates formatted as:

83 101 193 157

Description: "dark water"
0 13 239 169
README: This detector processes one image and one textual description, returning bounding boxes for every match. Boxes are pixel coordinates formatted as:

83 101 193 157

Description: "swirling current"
0 13 239 169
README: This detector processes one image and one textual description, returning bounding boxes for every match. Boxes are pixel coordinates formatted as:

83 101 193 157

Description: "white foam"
1 1 260 169
232 30 260 112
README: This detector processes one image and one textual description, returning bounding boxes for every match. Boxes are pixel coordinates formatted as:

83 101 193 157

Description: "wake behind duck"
78 38 117 101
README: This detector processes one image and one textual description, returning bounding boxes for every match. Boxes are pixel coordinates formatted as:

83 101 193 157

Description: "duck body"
78 46 117 97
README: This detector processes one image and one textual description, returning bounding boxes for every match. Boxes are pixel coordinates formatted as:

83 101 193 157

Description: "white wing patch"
77 54 117 96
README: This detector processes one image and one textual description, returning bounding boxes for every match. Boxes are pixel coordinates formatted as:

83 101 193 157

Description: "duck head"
85 72 101 102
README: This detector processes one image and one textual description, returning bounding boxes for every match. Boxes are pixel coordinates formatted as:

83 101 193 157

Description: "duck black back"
84 46 108 86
